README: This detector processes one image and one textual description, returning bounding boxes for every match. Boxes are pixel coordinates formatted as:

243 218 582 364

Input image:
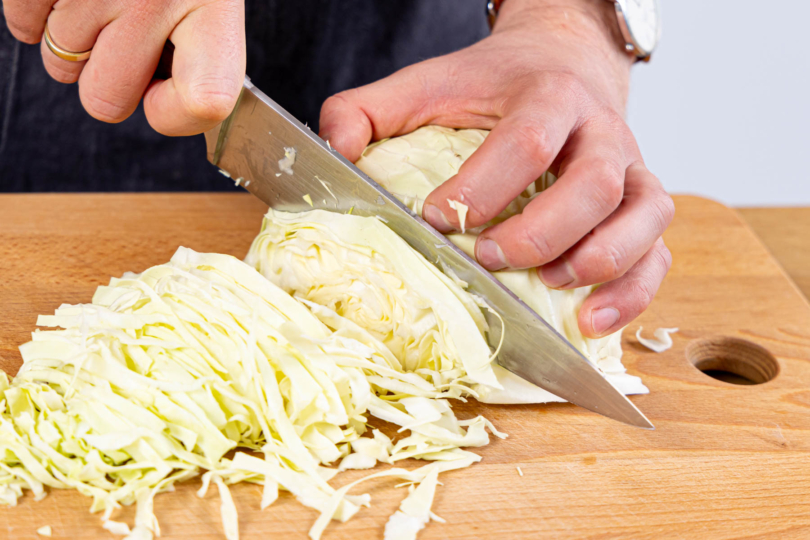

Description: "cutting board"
0 194 808 539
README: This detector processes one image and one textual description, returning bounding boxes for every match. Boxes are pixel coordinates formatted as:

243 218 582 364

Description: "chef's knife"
205 77 653 429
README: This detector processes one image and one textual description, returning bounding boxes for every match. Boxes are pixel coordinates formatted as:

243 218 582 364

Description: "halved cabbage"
245 209 500 390
247 125 647 404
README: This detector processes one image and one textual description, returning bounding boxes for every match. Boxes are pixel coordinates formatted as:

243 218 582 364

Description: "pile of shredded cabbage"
0 248 502 539
0 126 646 539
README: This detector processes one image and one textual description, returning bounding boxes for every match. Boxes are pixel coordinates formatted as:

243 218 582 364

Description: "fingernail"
591 307 620 336
476 239 507 270
539 260 576 289
423 204 454 233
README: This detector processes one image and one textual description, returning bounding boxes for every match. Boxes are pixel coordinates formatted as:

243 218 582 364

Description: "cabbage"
355 126 647 401
636 327 678 352
247 125 647 404
0 248 503 539
245 209 499 390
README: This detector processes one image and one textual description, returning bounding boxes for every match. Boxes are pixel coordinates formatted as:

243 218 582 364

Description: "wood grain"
1 194 809 539
738 207 810 301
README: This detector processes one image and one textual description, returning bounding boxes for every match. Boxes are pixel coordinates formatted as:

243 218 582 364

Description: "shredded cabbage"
636 327 678 353
0 248 502 539
446 200 468 234
279 147 297 175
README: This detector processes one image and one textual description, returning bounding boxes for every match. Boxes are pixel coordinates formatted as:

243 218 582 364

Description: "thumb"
144 0 245 136
318 63 441 162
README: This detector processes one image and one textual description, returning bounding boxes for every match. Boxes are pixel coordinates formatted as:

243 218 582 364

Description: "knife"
204 77 653 429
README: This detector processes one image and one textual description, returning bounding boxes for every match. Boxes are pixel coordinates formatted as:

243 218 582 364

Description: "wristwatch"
486 0 661 62
608 0 661 61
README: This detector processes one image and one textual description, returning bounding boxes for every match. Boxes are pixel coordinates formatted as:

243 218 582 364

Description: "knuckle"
454 185 491 225
597 110 638 149
622 243 670 313
654 240 673 272
81 91 130 123
586 157 625 211
509 122 555 166
44 61 80 84
321 92 351 115
625 276 657 313
6 20 41 45
633 281 656 312
650 190 676 231
185 77 240 123
601 108 628 130
543 70 585 98
520 224 556 264
581 243 626 282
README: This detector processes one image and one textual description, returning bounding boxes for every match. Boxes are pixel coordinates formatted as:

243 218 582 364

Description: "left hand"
319 0 674 339
2 0 246 135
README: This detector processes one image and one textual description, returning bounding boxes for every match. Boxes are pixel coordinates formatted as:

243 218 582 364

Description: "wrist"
492 0 633 113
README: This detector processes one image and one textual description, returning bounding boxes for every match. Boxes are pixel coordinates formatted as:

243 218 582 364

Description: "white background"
625 1 810 206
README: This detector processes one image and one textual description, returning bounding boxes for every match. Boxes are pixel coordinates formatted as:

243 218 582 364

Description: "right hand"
2 0 246 135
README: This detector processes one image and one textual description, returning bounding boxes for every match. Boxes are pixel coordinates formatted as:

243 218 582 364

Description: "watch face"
622 0 660 54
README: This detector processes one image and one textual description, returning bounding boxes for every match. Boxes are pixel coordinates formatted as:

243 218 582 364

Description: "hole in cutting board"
686 337 779 385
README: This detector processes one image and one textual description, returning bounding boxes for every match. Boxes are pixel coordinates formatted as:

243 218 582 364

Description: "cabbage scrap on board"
0 248 502 539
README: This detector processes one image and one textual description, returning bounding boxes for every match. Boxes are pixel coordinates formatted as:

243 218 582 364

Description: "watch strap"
486 0 505 30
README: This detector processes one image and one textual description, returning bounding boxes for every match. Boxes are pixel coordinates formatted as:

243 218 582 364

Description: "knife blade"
205 77 653 429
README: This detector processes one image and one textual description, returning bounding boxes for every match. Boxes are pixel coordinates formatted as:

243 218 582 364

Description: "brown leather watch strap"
486 0 505 29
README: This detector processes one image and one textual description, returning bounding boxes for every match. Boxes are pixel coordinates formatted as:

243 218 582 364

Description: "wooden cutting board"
0 194 808 539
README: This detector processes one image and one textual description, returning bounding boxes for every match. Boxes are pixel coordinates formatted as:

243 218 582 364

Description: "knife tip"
622 402 655 430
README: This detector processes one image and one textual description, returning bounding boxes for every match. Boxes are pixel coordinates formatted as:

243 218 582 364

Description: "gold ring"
43 23 92 62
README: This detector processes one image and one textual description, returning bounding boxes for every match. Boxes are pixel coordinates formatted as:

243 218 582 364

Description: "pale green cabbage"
247 126 647 404
0 248 501 539
355 126 647 402
245 209 500 390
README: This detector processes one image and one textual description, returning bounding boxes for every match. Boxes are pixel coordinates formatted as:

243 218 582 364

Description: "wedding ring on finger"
43 23 92 62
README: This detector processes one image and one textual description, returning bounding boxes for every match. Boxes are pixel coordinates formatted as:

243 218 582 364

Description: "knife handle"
153 41 175 81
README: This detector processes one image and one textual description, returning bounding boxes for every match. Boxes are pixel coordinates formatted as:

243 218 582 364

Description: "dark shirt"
0 1 488 191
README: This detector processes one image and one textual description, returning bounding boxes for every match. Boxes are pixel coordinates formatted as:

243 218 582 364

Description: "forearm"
493 0 633 114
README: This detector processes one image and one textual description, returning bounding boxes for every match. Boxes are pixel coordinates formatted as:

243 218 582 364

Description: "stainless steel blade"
205 78 653 429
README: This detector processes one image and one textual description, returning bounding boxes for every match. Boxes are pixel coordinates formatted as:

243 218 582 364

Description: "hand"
319 0 674 339
2 0 246 135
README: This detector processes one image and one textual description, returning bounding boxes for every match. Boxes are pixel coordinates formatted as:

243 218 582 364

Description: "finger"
3 0 54 44
144 1 246 136
319 58 501 162
318 71 422 162
40 3 113 84
577 238 672 338
422 101 578 233
473 119 628 270
538 162 674 289
76 4 180 123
